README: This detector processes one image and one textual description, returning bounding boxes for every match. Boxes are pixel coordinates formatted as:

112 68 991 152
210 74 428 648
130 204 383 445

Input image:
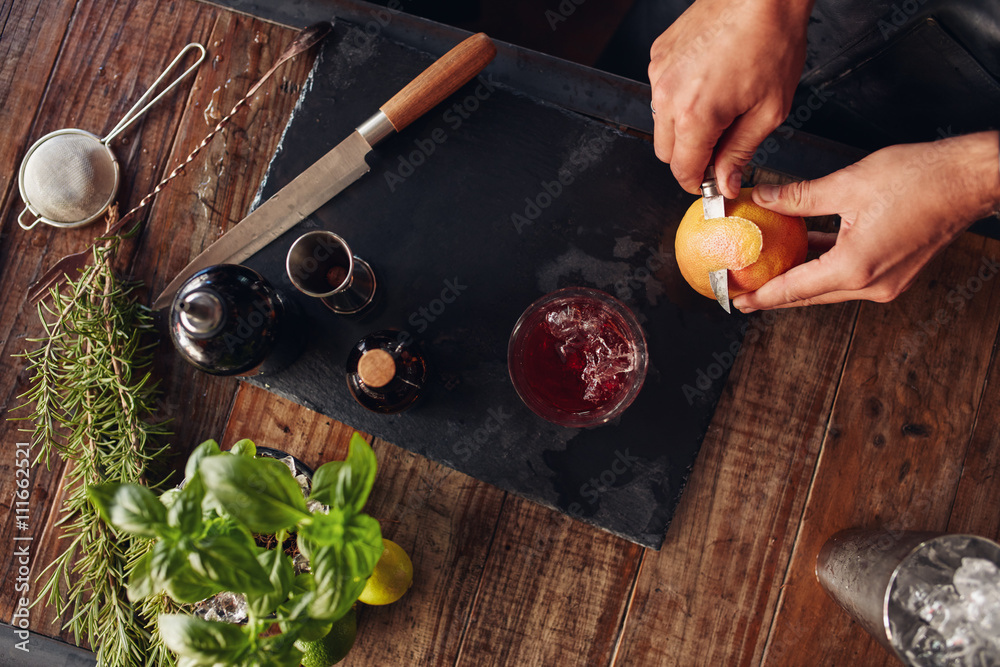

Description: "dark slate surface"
242 22 746 549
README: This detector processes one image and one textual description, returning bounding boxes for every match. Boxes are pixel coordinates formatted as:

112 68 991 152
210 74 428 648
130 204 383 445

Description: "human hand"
732 132 1000 311
648 0 812 198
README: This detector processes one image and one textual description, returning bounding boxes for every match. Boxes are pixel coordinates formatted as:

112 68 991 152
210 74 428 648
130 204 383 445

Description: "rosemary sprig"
14 211 173 666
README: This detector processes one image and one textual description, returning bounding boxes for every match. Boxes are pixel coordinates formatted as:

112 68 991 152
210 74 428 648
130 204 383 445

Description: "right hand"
648 0 812 198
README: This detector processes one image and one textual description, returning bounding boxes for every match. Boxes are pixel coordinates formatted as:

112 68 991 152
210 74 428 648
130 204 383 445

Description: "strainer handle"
18 206 40 230
102 43 207 144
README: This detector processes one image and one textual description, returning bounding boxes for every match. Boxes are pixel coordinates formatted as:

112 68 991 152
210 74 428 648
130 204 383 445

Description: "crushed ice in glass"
193 591 249 624
888 535 1000 666
545 304 636 404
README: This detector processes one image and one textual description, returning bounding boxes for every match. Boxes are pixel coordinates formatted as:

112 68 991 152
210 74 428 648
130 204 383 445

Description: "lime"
358 539 413 606
295 606 357 667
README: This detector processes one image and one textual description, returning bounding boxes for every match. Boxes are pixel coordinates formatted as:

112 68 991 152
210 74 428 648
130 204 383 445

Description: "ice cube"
581 331 636 403
954 558 1000 599
193 591 248 624
544 304 637 404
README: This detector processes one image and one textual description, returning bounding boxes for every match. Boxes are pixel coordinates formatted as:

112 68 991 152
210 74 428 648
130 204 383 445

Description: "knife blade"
701 165 725 220
700 165 730 313
153 32 497 310
709 267 730 313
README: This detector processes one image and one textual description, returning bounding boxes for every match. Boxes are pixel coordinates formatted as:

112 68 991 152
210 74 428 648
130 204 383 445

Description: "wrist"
992 131 1000 217
938 131 1000 225
970 131 1000 219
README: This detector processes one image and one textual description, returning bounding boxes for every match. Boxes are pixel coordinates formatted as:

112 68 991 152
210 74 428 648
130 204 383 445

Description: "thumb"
752 176 843 218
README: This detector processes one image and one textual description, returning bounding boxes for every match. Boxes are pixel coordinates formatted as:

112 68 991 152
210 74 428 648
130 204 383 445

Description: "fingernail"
755 184 779 203
727 171 742 196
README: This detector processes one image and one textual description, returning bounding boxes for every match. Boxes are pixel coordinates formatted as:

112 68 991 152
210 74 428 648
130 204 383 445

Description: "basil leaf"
308 514 382 620
291 573 315 594
297 508 347 551
165 569 224 606
256 631 304 667
299 510 381 558
158 614 250 664
185 439 221 482
200 455 309 533
278 588 315 628
126 550 154 601
345 513 382 560
88 483 167 538
309 433 377 512
308 547 362 621
246 547 294 617
151 541 223 604
230 439 257 457
159 488 180 510
188 534 271 595
168 477 204 534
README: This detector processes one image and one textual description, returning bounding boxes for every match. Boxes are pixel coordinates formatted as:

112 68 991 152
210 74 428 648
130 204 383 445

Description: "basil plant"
89 433 383 667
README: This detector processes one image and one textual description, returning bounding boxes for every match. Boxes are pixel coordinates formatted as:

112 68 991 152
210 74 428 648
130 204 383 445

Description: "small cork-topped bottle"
346 330 428 414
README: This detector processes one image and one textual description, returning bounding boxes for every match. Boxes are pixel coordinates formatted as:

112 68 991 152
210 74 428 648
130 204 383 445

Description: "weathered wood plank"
607 166 857 666
612 298 857 666
0 0 321 647
0 4 93 594
0 0 74 189
134 7 319 455
221 383 508 667
133 8 319 297
763 231 1000 665
0 0 224 641
948 354 1000 540
454 497 643 667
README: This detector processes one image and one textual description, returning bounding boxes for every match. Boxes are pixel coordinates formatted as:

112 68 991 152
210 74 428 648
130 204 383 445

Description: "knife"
700 165 730 313
153 32 497 310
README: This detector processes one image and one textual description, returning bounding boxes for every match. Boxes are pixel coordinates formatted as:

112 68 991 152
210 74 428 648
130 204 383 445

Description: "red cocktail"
508 287 648 427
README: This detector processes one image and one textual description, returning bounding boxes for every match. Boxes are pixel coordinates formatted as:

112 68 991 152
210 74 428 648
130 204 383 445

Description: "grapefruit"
674 187 807 299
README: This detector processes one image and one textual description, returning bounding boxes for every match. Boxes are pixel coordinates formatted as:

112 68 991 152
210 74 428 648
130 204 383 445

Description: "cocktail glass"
508 287 648 428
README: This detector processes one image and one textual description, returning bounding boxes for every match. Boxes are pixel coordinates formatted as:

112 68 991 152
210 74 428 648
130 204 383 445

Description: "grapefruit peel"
701 216 763 271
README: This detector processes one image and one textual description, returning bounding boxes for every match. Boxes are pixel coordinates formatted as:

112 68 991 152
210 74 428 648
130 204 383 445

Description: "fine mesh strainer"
17 43 206 230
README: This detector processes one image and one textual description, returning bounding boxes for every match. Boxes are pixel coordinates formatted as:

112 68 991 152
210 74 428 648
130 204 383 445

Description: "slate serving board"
242 22 745 549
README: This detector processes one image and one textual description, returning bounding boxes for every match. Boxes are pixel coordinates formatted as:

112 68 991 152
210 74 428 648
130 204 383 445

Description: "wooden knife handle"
380 33 496 133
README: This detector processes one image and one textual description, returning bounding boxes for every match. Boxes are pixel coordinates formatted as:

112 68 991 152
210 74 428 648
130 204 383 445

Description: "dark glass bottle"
168 264 302 376
346 330 428 413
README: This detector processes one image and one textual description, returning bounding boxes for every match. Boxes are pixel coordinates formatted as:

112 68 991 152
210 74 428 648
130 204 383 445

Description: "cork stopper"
357 349 396 388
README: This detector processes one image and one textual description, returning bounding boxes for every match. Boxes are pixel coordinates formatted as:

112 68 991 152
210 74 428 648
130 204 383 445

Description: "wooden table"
2 1 998 665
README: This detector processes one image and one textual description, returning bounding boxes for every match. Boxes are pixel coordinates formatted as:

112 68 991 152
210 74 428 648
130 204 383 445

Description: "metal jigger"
285 230 376 314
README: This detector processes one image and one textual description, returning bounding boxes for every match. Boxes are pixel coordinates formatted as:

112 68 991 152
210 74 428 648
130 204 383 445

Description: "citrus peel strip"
705 216 762 271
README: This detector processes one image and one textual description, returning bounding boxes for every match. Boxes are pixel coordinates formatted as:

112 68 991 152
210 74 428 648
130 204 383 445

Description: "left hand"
732 132 1000 311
